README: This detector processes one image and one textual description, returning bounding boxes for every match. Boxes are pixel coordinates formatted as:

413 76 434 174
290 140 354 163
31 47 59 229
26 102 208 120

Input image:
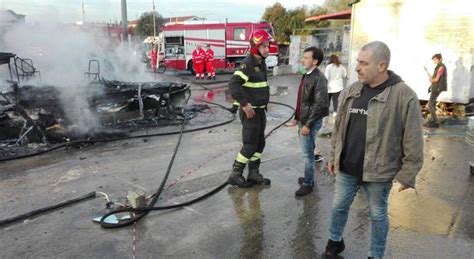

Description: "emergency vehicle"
161 21 279 74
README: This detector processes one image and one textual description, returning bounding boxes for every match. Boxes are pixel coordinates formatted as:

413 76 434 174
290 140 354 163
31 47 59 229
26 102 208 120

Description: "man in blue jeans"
324 41 424 258
294 46 329 197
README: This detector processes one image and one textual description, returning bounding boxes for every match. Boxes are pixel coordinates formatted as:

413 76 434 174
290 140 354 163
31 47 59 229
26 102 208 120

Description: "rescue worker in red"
227 29 273 188
192 44 206 80
205 44 216 80
149 44 158 72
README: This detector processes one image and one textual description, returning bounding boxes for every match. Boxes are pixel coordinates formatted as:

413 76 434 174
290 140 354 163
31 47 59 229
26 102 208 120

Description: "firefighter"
227 29 274 188
205 44 216 80
192 44 206 80
149 44 158 72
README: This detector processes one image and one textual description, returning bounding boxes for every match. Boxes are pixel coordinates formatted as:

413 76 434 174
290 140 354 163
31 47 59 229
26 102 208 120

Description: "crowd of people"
224 27 444 258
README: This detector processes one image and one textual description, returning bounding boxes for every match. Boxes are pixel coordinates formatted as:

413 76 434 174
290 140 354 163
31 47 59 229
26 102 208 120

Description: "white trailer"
348 0 474 103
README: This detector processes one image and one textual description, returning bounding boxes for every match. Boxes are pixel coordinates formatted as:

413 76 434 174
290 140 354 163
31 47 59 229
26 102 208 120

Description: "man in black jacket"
227 29 274 188
294 47 329 196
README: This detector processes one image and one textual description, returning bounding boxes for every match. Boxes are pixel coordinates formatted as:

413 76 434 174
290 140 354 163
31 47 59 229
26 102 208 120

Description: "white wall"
349 0 474 103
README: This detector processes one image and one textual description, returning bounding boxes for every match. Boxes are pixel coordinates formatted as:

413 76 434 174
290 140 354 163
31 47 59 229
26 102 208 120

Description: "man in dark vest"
425 53 447 128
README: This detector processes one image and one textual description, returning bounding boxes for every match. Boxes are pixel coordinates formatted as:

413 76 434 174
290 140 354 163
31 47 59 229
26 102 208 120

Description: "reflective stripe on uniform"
234 71 249 82
250 152 262 161
242 81 268 88
236 152 249 164
232 102 266 109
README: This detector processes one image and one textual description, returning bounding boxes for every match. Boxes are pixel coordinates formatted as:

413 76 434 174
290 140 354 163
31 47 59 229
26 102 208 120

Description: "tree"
322 0 353 28
286 7 308 35
323 0 354 13
261 0 352 42
296 5 330 35
262 3 289 44
136 11 164 37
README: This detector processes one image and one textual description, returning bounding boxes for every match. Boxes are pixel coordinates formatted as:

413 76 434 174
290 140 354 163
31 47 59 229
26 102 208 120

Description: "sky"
0 0 324 24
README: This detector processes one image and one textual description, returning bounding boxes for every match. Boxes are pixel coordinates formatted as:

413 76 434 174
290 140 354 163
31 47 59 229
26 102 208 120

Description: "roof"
128 20 139 25
162 16 204 23
0 9 26 23
305 9 351 22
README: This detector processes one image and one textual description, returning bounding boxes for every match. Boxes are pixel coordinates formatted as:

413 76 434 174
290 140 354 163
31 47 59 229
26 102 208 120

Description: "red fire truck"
161 21 279 73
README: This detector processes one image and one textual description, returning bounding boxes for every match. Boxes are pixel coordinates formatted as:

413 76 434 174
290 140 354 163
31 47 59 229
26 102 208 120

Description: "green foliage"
136 11 164 37
262 0 352 44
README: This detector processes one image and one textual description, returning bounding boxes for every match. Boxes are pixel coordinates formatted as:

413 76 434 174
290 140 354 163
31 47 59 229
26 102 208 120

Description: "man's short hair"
361 41 391 66
304 46 324 66
432 53 442 60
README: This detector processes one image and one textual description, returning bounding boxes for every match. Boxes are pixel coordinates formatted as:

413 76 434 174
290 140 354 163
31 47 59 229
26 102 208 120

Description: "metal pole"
121 0 128 40
152 0 156 37
82 1 85 23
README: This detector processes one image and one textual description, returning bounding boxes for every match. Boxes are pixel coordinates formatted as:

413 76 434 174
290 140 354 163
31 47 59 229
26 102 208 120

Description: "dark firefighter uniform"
227 29 274 188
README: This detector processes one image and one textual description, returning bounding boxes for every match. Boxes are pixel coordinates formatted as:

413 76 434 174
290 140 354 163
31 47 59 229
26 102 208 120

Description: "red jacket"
149 49 158 63
206 48 214 62
192 48 206 64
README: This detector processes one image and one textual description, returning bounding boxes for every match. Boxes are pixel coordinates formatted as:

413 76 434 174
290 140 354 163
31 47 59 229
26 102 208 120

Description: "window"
165 37 183 45
233 28 246 41
264 27 274 38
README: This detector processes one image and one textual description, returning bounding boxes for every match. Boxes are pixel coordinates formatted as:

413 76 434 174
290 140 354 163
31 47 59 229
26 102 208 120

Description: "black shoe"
228 107 238 114
213 77 216 80
227 161 253 188
315 154 324 163
298 177 305 185
247 172 271 186
207 76 212 80
227 174 254 188
323 239 345 258
295 185 313 196
424 121 439 128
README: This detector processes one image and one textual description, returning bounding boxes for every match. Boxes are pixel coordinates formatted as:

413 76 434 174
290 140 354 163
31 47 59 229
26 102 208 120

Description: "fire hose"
0 100 295 227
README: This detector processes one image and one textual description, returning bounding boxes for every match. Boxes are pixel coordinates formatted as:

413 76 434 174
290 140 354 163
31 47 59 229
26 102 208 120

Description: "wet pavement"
1 74 473 258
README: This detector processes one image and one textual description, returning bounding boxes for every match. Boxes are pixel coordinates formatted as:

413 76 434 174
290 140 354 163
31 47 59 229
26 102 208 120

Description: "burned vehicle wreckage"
0 76 227 161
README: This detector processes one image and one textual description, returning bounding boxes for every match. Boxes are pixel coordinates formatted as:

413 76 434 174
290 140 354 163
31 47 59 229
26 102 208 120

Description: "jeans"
428 91 441 123
298 119 323 187
328 91 341 113
329 173 393 257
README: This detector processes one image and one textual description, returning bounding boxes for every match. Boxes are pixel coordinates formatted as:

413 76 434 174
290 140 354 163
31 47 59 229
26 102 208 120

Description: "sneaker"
295 185 313 196
323 239 345 258
315 154 324 163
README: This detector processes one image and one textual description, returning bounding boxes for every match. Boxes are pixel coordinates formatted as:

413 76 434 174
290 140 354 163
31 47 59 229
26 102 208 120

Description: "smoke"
1 20 156 133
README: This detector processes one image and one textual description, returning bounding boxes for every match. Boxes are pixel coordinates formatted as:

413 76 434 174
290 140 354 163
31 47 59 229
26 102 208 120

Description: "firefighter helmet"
249 29 274 57
249 29 274 47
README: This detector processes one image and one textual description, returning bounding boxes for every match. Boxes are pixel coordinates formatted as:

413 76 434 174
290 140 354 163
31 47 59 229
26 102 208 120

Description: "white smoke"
1 20 156 133
2 22 154 83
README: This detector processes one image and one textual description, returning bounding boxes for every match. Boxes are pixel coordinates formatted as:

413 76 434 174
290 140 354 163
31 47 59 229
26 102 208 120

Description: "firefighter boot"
247 160 271 186
228 161 253 188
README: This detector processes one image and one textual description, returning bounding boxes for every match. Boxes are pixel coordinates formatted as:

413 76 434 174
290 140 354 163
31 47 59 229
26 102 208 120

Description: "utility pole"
152 0 156 37
121 0 128 40
81 1 85 23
